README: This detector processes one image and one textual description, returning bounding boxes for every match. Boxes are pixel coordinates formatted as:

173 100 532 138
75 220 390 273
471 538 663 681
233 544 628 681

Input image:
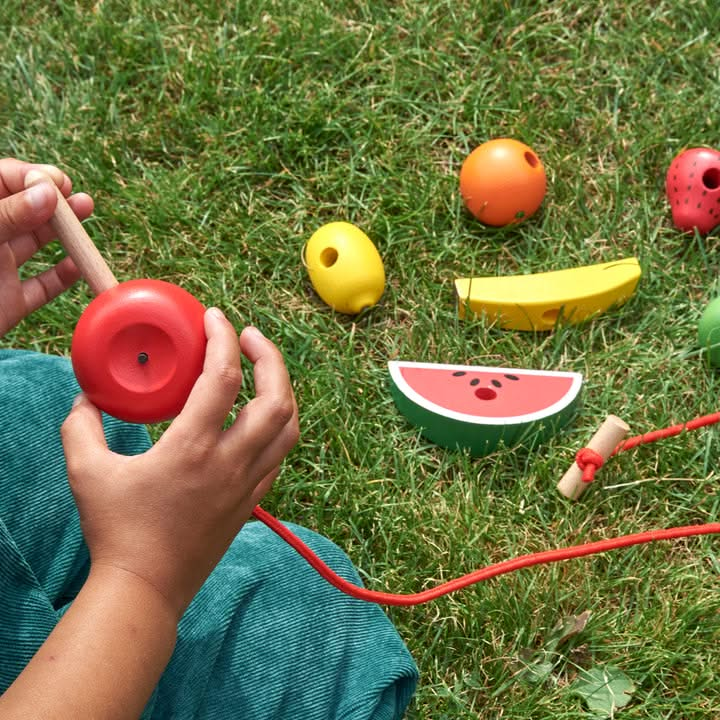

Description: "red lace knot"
575 448 604 483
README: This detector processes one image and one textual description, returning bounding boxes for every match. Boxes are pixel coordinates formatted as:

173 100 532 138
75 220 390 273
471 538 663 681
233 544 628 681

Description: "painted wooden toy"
389 360 583 456
557 415 630 500
25 172 207 424
454 257 641 331
304 222 385 314
666 147 720 236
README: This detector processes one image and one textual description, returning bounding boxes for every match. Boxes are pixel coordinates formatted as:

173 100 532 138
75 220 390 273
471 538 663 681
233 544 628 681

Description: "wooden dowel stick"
25 170 118 296
557 415 630 500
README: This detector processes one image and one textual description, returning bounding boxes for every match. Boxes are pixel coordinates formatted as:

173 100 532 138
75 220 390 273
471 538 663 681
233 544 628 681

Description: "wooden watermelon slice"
389 361 583 456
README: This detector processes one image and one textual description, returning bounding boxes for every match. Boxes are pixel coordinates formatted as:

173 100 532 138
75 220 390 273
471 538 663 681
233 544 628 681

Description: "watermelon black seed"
504 374 519 381
470 378 480 386
452 371 466 377
491 379 502 388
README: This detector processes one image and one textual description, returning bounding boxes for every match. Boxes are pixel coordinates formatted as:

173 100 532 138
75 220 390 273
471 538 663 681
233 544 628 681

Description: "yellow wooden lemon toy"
304 222 385 314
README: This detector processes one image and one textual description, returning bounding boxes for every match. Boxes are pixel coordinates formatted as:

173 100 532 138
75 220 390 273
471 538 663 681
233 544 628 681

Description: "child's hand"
0 158 93 336
61 308 300 618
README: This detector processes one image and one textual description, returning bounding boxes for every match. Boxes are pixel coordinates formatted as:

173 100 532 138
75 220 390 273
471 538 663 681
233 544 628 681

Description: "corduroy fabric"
0 349 418 718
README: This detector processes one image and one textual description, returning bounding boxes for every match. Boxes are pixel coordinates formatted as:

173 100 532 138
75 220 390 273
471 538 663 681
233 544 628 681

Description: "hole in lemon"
524 151 539 168
320 247 339 267
542 308 559 325
703 168 720 190
475 387 497 400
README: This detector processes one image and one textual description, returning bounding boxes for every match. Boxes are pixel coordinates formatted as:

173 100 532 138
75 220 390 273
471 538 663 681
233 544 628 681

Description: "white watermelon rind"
388 360 583 456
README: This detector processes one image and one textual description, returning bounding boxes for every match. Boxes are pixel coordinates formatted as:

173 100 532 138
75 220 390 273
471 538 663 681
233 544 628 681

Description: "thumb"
0 182 57 244
61 394 110 477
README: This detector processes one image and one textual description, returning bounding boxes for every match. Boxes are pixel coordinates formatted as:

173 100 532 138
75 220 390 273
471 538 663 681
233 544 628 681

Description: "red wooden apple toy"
26 173 207 424
666 147 720 235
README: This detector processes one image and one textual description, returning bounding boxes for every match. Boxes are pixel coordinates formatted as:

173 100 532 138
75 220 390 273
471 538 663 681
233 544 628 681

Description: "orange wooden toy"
459 138 547 226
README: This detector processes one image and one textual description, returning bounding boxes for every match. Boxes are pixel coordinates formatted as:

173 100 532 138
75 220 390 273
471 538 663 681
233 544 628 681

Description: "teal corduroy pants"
0 349 418 719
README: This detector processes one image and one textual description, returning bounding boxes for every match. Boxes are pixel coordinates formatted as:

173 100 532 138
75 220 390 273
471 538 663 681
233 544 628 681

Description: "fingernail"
24 169 51 187
25 182 53 211
36 164 65 186
207 307 226 321
72 393 85 408
245 326 265 340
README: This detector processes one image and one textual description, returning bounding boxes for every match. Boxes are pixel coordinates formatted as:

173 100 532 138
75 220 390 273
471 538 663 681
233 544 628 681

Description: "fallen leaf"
571 665 636 718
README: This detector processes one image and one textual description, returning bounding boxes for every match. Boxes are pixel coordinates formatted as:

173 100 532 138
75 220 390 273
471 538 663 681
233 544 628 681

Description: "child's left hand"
0 158 94 337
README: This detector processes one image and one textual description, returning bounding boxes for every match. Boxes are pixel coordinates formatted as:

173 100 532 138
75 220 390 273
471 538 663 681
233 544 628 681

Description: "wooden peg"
24 170 118 296
558 415 630 500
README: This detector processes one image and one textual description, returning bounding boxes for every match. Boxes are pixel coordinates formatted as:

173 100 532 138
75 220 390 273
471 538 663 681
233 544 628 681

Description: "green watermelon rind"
388 361 583 457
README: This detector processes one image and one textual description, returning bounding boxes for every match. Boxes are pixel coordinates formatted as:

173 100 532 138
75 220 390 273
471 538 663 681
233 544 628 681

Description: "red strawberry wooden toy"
26 172 207 424
666 147 720 235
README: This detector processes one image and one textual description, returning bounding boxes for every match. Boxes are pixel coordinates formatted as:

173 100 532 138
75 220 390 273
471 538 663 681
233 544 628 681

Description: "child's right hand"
61 307 299 619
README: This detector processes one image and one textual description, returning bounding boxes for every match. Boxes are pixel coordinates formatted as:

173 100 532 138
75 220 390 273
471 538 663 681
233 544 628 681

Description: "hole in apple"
702 168 720 190
475 387 497 400
524 151 539 168
320 247 339 267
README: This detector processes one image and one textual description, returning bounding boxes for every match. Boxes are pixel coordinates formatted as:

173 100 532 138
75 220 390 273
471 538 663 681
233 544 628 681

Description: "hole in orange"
703 168 720 190
320 247 339 267
524 151 539 168
475 387 497 400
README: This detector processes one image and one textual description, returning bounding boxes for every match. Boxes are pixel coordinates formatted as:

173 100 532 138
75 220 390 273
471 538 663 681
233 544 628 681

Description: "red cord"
253 507 719 606
251 412 720 606
579 410 720 484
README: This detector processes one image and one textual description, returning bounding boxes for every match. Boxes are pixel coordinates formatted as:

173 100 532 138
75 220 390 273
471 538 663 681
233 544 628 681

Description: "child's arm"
0 307 299 718
0 565 178 719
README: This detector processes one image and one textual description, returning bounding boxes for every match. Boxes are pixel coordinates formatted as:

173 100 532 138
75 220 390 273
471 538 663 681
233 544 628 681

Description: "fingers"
168 308 244 437
61 394 111 481
0 182 58 245
20 257 82 317
165 316 298 475
227 326 299 460
0 158 71 197
8 192 94 266
249 466 282 508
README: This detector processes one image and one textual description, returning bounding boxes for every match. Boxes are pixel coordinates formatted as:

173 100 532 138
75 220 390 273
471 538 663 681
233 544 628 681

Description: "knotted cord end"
575 447 605 483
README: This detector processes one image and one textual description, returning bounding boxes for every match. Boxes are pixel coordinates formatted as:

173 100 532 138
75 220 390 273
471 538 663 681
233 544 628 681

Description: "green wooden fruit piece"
389 361 583 456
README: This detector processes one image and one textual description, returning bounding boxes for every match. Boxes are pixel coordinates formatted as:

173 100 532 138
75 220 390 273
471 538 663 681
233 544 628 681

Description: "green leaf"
571 665 636 718
518 611 592 685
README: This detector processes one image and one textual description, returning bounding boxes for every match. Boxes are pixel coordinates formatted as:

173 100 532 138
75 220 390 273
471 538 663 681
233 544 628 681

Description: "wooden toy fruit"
389 360 582 456
455 257 641 331
72 279 206 423
666 147 720 235
459 138 547 226
25 171 207 424
698 296 720 367
304 222 385 314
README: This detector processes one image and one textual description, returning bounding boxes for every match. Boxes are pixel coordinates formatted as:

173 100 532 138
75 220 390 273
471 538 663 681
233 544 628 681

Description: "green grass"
2 1 720 717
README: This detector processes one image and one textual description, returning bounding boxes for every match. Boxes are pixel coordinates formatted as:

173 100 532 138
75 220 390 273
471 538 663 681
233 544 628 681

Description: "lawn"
2 1 719 717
